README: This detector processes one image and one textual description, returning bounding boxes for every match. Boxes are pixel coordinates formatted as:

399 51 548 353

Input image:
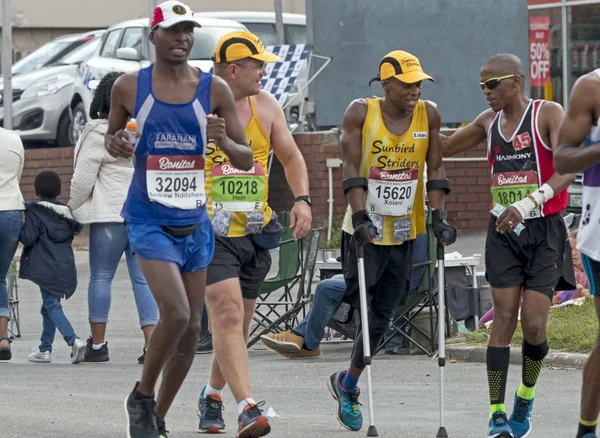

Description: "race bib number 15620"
366 167 419 216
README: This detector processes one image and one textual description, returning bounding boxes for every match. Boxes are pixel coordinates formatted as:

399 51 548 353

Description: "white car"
68 17 247 144
0 35 103 146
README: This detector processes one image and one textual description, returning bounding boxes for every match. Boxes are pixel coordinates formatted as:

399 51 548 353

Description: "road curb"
447 346 589 369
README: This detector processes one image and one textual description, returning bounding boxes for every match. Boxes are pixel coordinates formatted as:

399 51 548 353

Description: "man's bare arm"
210 76 253 171
441 110 492 157
105 74 137 158
542 101 576 191
341 99 368 214
555 72 600 174
269 92 309 198
267 91 311 239
425 102 446 210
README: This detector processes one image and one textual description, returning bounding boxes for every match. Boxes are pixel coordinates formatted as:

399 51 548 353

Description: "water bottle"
124 118 138 147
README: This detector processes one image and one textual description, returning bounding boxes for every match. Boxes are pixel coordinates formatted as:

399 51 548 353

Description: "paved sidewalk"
0 249 586 437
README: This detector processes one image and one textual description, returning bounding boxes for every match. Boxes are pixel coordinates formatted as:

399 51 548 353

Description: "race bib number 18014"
491 170 540 219
147 155 206 210
366 167 419 216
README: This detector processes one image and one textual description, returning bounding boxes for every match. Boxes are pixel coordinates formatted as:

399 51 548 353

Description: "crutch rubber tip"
436 426 448 437
367 425 379 436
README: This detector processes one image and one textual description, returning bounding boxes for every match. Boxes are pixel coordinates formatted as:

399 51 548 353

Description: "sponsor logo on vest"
154 133 196 150
221 163 256 175
371 140 415 154
380 171 413 181
496 152 532 161
497 174 528 185
158 157 196 170
413 132 427 139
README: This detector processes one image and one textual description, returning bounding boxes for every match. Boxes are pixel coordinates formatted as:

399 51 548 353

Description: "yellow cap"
370 50 434 85
213 31 280 64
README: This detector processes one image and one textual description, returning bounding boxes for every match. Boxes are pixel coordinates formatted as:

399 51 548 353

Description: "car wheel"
69 102 87 146
55 111 72 147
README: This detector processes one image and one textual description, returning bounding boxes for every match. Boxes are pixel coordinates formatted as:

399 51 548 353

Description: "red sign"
529 16 551 87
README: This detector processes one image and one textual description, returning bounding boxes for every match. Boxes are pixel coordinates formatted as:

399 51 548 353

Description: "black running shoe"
124 382 158 438
197 386 225 433
196 333 213 354
84 336 109 362
237 401 271 438
138 348 146 364
157 418 169 438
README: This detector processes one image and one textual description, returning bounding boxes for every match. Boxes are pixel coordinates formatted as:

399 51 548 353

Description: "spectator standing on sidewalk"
69 72 159 364
0 128 26 361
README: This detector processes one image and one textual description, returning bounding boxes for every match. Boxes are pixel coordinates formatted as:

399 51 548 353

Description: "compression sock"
487 346 511 418
517 339 549 400
577 419 598 438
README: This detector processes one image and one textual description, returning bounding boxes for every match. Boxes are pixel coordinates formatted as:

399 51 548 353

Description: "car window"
285 24 307 44
58 38 101 65
120 27 144 59
12 40 74 76
189 26 247 60
242 23 278 46
100 29 122 58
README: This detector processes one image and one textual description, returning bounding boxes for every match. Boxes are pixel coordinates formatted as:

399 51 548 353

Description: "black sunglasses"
480 74 518 91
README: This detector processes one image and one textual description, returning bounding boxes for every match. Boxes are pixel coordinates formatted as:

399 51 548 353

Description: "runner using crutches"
330 50 456 433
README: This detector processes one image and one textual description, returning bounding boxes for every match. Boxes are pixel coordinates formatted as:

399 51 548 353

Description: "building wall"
19 130 492 234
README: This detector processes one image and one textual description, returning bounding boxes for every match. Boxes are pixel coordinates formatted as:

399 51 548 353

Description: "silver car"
0 35 103 146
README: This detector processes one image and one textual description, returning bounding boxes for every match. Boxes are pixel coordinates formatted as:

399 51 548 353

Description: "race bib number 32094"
147 155 206 209
366 167 419 216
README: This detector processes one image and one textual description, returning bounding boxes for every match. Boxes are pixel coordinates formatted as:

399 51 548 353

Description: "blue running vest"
122 66 212 225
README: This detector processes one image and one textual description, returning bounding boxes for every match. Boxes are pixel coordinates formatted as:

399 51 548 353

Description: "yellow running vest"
205 96 273 237
342 98 429 245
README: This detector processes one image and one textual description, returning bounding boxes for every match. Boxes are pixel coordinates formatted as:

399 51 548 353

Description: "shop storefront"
528 0 600 106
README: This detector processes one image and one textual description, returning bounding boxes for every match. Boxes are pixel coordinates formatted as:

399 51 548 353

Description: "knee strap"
426 178 451 195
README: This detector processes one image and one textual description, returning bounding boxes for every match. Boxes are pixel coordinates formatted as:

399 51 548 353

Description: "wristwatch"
295 195 312 207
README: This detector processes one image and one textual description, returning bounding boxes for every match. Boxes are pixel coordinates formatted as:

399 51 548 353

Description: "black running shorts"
341 231 414 312
485 213 575 299
207 235 272 300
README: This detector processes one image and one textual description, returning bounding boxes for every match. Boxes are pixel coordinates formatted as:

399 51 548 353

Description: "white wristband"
510 183 555 220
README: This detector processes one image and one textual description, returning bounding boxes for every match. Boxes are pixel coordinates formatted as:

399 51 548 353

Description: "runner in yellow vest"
198 31 311 438
330 50 456 432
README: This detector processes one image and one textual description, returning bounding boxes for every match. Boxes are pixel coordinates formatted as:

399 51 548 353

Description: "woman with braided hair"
68 72 158 364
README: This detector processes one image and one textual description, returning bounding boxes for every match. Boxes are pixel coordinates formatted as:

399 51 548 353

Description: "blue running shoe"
237 401 271 438
197 386 225 434
488 411 514 437
327 371 363 431
582 434 598 438
509 394 533 438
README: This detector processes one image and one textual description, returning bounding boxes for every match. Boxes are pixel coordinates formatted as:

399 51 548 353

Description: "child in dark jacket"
19 170 86 364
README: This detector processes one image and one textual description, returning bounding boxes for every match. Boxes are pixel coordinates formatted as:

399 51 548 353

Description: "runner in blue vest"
104 2 253 437
555 69 600 438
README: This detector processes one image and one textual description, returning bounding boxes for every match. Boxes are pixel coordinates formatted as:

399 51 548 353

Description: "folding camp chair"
248 227 322 347
8 259 20 339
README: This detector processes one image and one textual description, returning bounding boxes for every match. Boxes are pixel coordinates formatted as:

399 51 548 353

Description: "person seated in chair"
260 233 429 358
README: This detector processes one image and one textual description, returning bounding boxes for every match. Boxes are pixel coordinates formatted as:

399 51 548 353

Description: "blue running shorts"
126 218 214 272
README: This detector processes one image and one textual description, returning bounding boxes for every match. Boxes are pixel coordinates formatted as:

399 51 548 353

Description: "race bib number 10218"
147 155 206 210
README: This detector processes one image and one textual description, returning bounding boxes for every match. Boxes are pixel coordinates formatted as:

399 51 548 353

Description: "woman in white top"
0 128 25 361
68 72 158 364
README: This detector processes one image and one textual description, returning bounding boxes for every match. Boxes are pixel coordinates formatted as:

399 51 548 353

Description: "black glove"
352 210 378 244
432 209 457 245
